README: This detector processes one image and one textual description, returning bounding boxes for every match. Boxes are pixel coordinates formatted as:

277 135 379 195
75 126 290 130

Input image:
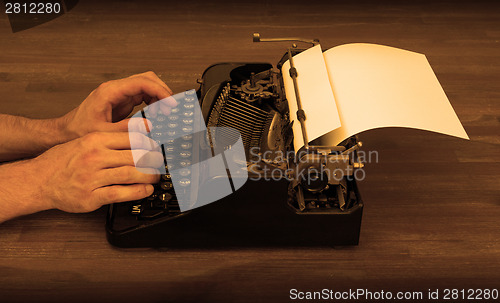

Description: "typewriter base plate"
106 178 363 248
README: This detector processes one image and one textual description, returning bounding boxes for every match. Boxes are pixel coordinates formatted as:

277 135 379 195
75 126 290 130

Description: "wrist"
0 158 53 223
55 111 79 143
28 156 57 211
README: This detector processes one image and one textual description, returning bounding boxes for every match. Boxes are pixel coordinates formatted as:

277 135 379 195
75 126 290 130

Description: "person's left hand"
61 71 177 140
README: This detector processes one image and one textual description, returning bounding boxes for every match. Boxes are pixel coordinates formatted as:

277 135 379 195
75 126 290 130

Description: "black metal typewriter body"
106 49 364 248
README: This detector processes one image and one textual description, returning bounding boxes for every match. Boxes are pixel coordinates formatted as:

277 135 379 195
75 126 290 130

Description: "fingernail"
146 184 154 195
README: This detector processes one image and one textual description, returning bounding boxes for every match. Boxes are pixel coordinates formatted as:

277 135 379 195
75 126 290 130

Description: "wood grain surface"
0 1 499 302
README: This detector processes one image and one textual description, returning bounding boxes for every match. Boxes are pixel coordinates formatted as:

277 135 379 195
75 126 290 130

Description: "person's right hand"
32 131 163 213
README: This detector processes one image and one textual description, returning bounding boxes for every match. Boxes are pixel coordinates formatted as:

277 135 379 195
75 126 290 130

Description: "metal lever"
253 33 319 46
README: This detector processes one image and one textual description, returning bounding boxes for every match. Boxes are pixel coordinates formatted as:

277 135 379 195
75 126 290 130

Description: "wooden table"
1 1 499 302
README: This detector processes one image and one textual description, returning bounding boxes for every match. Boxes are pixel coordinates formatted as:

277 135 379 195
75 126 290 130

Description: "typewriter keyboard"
129 90 201 220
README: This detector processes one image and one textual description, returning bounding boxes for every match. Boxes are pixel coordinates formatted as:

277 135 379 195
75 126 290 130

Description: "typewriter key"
167 122 178 129
183 111 194 117
150 131 161 138
165 146 175 153
168 114 179 121
182 134 193 140
161 173 171 180
179 168 191 177
179 178 191 187
183 103 195 109
181 142 192 149
184 96 195 102
171 107 180 114
160 181 174 190
179 160 191 167
182 118 194 125
166 130 176 137
159 192 173 202
180 151 191 158
182 126 193 133
147 192 159 200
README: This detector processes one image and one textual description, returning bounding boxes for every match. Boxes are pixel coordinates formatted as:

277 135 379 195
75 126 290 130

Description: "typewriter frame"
106 60 364 248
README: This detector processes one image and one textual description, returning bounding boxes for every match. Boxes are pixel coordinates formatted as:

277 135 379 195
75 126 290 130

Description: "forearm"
0 158 52 223
0 114 71 162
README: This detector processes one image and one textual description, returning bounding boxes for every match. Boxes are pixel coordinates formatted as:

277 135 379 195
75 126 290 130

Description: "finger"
102 132 158 150
132 94 145 105
145 99 159 118
93 184 155 205
126 117 153 133
159 96 178 107
102 149 164 169
95 166 160 187
100 118 153 134
158 96 179 116
135 71 174 95
134 149 165 168
109 76 171 105
160 105 171 116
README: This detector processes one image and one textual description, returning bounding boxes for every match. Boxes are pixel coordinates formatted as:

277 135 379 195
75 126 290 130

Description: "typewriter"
106 34 364 247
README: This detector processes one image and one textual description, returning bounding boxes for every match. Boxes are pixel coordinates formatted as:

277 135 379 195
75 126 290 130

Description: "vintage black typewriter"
106 34 365 247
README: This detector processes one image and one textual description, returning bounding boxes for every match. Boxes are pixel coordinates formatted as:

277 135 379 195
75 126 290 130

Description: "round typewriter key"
156 115 166 122
165 146 175 153
160 181 174 190
165 141 175 148
181 142 192 149
147 191 159 200
165 164 175 170
171 107 180 114
179 168 191 177
167 122 178 129
152 132 163 138
160 192 173 202
180 151 191 158
179 160 191 167
182 126 193 133
183 111 194 117
185 90 195 96
161 173 171 180
168 114 179 121
155 124 164 130
182 134 193 140
179 178 191 187
184 96 195 102
183 103 195 109
182 118 194 125
166 130 176 137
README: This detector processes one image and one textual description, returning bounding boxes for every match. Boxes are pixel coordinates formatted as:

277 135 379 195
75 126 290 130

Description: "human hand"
32 132 163 213
61 71 178 141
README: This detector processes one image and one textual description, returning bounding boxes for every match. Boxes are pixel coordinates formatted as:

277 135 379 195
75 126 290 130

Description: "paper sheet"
319 43 469 146
283 43 469 151
281 45 342 152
